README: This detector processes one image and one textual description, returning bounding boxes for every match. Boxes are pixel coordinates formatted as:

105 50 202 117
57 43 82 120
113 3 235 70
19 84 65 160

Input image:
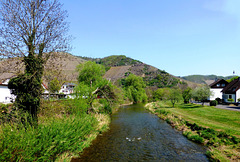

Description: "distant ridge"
181 75 237 85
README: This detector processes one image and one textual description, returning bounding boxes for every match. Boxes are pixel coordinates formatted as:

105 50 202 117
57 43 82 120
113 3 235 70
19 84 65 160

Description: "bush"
210 100 218 106
215 97 221 104
227 98 234 103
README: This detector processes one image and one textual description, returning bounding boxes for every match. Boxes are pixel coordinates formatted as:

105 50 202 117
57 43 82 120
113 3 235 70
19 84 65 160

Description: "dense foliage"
76 61 122 113
79 55 142 68
123 74 148 103
49 77 61 94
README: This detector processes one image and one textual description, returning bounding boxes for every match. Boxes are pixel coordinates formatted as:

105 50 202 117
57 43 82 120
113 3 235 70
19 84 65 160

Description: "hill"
1 53 199 89
181 75 237 85
0 52 85 84
80 55 199 89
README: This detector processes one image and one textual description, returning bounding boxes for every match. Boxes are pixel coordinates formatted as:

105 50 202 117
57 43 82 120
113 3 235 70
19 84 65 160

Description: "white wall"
0 85 14 103
236 90 240 102
210 88 223 100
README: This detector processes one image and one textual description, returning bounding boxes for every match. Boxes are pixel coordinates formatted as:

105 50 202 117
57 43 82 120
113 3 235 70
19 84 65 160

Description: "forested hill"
79 55 199 89
181 75 236 85
78 55 142 68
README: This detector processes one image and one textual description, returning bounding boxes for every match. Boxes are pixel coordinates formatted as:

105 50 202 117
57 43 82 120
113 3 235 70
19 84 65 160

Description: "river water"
75 104 208 162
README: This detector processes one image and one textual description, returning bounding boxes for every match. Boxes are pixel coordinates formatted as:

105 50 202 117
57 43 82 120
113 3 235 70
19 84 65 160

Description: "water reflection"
74 104 208 162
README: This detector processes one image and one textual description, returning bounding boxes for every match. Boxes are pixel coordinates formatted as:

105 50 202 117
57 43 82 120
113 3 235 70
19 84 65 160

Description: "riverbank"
0 99 111 161
145 101 240 161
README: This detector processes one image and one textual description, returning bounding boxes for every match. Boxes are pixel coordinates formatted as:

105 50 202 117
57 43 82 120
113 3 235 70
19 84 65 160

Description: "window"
222 84 225 87
216 84 220 87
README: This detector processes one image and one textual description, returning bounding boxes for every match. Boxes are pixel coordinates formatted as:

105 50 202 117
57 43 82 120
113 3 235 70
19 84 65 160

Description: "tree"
153 88 170 101
182 87 192 104
49 77 61 94
0 0 70 124
124 74 148 103
77 61 105 87
192 85 212 106
75 61 117 112
168 88 182 107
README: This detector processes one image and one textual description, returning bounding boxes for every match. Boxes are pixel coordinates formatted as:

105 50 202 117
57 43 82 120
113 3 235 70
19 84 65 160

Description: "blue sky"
60 0 240 77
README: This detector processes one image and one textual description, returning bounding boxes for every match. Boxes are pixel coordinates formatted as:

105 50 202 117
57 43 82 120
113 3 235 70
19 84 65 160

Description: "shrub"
215 97 221 104
227 98 234 103
210 100 217 106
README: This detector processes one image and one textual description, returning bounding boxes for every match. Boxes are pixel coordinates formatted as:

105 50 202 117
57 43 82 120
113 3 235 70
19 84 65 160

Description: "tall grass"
0 98 111 161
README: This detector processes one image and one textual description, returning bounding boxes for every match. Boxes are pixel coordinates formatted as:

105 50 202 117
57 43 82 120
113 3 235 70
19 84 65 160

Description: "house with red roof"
221 77 240 103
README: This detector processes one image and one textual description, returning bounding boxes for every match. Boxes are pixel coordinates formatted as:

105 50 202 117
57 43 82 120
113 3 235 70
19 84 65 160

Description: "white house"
222 77 240 103
209 79 229 101
0 77 49 103
59 83 76 98
0 79 15 103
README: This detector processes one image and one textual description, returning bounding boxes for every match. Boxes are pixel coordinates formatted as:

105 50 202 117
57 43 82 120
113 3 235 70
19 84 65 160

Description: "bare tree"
0 0 70 124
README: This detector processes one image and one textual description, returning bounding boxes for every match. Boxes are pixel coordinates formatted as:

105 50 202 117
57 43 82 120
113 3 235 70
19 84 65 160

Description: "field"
166 103 240 136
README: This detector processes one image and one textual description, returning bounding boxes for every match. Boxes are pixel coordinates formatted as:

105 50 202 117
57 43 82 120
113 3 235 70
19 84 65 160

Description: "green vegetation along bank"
0 99 111 161
145 101 240 161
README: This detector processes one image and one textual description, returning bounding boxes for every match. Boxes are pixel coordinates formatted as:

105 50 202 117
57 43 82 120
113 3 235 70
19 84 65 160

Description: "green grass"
166 103 240 136
0 99 111 161
0 114 97 161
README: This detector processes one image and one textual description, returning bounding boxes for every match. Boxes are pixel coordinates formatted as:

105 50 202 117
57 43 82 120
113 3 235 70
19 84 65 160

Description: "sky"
59 0 240 77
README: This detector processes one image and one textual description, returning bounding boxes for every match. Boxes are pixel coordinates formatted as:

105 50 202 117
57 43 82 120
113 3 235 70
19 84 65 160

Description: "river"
74 104 208 161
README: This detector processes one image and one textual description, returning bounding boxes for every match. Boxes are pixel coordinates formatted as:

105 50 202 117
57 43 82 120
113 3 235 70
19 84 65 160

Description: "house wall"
222 94 236 103
210 88 223 100
236 90 240 102
0 85 13 103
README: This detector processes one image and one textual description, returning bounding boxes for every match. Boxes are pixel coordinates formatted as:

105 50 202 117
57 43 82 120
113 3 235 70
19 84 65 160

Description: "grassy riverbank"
145 101 240 161
0 99 111 161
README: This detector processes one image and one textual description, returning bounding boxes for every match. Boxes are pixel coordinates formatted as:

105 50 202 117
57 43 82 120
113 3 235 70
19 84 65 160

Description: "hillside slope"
0 52 85 83
1 53 199 89
88 55 199 89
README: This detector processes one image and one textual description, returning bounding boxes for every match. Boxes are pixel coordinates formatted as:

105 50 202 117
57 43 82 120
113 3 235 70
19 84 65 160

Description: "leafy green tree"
49 77 61 94
192 86 212 106
182 87 192 104
77 61 105 86
0 0 69 125
153 88 170 101
75 61 119 113
76 61 105 106
168 88 182 107
124 74 148 103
